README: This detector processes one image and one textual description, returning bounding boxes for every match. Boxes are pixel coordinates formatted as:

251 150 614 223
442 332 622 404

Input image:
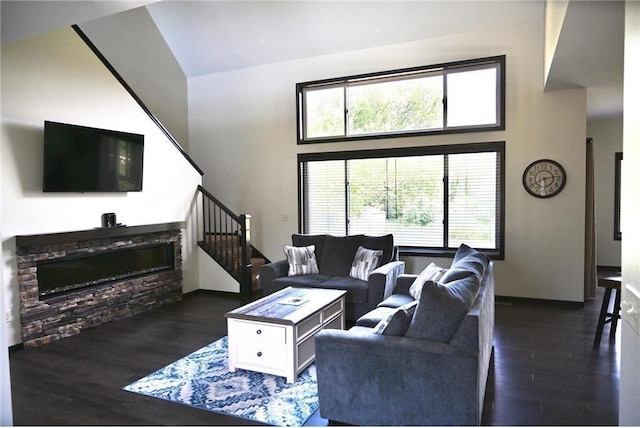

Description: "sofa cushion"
317 275 369 303
355 306 396 327
409 262 447 299
292 234 327 270
272 274 329 289
405 274 480 343
283 245 319 276
450 243 490 279
346 325 376 335
320 235 365 276
350 246 383 280
377 293 415 309
372 301 418 336
361 234 395 265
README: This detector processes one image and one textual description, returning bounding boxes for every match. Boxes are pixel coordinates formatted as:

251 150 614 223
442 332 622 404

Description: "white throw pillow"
409 262 447 299
350 246 383 280
283 245 319 276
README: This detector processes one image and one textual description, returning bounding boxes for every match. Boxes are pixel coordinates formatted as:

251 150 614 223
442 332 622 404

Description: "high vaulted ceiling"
142 1 544 77
1 0 624 119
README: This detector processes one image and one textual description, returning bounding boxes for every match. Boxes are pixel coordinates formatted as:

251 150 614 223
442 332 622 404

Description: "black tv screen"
43 121 144 192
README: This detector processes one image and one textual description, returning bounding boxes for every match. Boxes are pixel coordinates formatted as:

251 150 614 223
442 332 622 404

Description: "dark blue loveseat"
259 234 405 321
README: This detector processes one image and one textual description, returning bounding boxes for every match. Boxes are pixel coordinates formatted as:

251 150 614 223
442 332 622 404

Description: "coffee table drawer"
324 313 343 330
233 320 286 343
296 313 322 339
236 340 287 371
323 298 344 321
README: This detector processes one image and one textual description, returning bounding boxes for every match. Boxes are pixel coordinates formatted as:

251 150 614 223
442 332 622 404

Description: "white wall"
189 19 587 302
78 6 190 150
588 117 623 267
620 1 640 424
198 247 239 293
0 281 11 425
544 0 569 86
0 142 12 428
1 26 202 346
0 263 11 425
0 4 12 420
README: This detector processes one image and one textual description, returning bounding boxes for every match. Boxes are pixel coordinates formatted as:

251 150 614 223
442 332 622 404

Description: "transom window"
297 56 505 144
298 142 505 259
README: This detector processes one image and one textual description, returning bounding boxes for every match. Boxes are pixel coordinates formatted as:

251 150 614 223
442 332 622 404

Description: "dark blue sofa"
314 244 494 425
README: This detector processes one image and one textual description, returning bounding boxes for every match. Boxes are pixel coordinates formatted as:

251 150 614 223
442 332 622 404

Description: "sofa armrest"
314 329 479 426
392 273 418 296
368 260 405 301
259 259 289 295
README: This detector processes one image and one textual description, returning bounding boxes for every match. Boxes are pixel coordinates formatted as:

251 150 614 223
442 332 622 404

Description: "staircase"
71 27 265 295
199 232 267 292
71 26 266 297
197 185 268 296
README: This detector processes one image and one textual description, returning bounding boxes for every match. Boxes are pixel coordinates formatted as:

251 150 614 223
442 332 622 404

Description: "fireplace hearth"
16 223 183 348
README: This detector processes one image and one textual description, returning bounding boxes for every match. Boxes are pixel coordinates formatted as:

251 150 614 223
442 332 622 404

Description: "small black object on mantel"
102 213 117 228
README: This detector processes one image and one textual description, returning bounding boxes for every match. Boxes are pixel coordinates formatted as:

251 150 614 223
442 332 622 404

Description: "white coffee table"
225 286 346 383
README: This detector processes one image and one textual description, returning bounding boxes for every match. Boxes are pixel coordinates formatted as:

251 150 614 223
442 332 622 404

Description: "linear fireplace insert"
36 243 175 298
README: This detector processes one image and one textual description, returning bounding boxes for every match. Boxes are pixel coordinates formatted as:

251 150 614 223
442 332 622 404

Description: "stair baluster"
197 185 254 296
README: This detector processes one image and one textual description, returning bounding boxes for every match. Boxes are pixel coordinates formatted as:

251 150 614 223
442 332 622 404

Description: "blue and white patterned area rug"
123 336 318 426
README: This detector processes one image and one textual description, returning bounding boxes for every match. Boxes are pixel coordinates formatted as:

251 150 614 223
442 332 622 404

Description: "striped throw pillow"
283 245 319 276
409 262 447 300
350 246 383 280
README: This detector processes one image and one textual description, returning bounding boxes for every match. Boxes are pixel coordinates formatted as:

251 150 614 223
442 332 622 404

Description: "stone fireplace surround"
16 222 183 348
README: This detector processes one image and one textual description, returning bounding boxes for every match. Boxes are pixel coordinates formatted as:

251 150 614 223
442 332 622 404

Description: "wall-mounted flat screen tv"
43 121 144 192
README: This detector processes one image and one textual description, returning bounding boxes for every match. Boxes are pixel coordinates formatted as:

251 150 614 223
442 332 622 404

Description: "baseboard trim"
9 343 24 353
184 288 264 299
496 295 585 308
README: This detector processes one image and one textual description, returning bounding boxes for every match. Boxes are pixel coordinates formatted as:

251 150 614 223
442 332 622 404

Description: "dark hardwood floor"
484 292 618 426
9 287 618 426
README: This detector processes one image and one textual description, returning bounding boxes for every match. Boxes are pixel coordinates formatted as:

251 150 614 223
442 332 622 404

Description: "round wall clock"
522 159 566 198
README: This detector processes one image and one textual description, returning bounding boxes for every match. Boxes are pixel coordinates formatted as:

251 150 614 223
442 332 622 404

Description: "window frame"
296 55 506 145
297 141 505 259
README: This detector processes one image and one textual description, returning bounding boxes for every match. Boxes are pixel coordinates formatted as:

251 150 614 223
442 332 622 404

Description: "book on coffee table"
278 296 309 306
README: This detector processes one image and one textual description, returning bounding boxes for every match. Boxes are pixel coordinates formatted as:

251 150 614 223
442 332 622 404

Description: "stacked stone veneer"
16 226 183 348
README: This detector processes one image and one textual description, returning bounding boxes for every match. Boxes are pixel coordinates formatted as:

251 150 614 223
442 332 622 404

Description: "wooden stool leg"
609 288 622 339
594 287 613 345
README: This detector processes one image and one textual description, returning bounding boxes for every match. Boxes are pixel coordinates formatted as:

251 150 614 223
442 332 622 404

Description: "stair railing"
197 185 253 296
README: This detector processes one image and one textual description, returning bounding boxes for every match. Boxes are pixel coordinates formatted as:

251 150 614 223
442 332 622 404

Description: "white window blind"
302 160 346 235
300 143 503 256
447 152 498 249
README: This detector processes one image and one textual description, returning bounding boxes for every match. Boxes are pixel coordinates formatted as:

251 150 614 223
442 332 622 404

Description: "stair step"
251 257 266 292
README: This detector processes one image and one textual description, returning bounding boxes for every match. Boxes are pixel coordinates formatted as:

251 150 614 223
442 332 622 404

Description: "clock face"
522 159 566 198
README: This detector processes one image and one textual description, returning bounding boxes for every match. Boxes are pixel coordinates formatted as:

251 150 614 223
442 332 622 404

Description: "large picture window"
297 56 505 144
299 142 505 259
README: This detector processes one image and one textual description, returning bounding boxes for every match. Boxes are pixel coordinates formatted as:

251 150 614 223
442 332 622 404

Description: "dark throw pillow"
373 301 418 336
361 234 395 265
405 275 480 343
291 234 326 269
319 235 364 276
450 243 490 279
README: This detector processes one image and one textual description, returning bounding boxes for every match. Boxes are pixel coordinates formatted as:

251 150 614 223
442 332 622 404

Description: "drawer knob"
257 351 263 357
256 329 262 335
